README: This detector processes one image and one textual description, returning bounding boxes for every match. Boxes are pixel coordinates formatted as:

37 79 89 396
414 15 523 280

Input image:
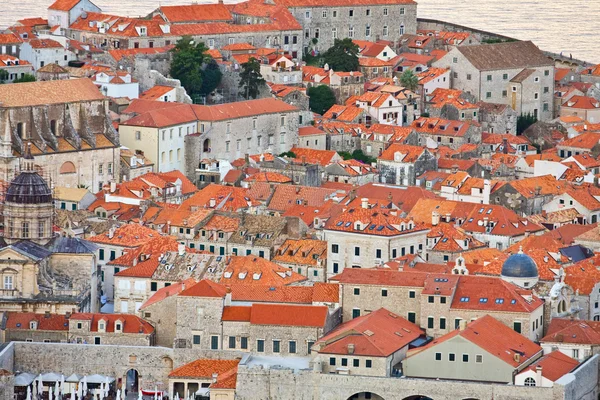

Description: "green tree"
199 59 222 96
279 151 297 158
13 74 36 83
400 70 419 92
170 36 211 97
307 85 336 115
0 70 8 83
337 150 376 164
517 113 537 134
323 38 359 72
239 57 265 100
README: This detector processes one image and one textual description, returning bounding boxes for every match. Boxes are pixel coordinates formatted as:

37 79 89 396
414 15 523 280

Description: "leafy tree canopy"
307 85 336 115
400 69 419 92
323 38 359 72
170 36 214 98
239 57 266 100
13 74 36 83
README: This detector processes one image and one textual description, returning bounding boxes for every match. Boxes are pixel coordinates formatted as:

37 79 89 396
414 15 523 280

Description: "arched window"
17 122 23 138
400 24 405 35
60 161 76 174
50 120 57 135
558 300 567 314
524 377 536 386
203 138 211 153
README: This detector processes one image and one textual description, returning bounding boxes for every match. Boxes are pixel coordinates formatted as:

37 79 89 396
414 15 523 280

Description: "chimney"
513 353 521 364
44 311 51 318
108 226 116 239
178 243 185 256
224 287 232 306
110 180 117 193
534 186 541 196
212 372 218 383
347 343 355 354
502 137 509 154
445 213 451 223
244 153 249 165
458 319 467 331
432 211 440 226
361 198 369 209
536 365 543 383
209 198 216 208
349 189 356 201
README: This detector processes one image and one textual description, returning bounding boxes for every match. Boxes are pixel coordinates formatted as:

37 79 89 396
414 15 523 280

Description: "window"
353 359 359 367
503 73 508 80
210 335 219 349
476 354 483 363
400 7 405 14
399 24 404 35
333 263 339 274
524 377 536 386
352 309 360 319
193 335 201 345
229 336 236 349
21 222 29 238
513 321 522 334
329 357 336 366
354 288 360 295
440 297 446 304
99 249 104 260
428 296 434 303
354 247 360 256
435 352 442 361
383 8 388 15
241 337 248 349
382 25 388 36
110 250 116 260
94 337 101 345
3 276 13 290
348 26 354 38
408 312 416 323
448 353 456 362
289 341 296 354
487 74 492 81
273 340 280 353
366 359 372 368
322 10 327 17
305 11 310 18
452 57 458 64
573 349 579 358
341 358 348 366
409 291 416 298
349 9 354 17
308 341 314 354
427 317 434 329
440 318 446 330
502 90 508 98
257 339 265 352
486 92 492 99
381 289 387 297
365 25 371 37
462 354 469 362
332 28 337 39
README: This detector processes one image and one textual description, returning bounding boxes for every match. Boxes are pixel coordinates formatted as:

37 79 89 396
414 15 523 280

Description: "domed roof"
501 250 538 278
5 171 52 204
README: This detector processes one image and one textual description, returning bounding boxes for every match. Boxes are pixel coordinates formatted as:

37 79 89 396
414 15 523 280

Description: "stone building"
411 117 482 150
477 102 518 134
489 175 565 216
256 155 324 187
0 78 120 191
332 267 545 341
0 311 69 343
279 0 418 52
225 214 288 260
377 143 437 186
169 359 239 400
48 0 101 30
403 315 543 383
434 41 555 121
19 39 76 71
0 55 34 83
323 198 430 275
272 238 327 281
312 308 425 377
68 313 154 345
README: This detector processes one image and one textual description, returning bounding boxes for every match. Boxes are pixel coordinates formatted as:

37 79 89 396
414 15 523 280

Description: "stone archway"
125 369 139 396
401 396 433 400
346 392 386 400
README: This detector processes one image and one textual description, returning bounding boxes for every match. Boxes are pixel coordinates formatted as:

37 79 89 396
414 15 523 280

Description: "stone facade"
378 148 437 186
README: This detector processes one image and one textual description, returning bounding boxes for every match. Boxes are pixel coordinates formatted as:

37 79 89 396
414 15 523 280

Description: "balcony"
0 289 19 298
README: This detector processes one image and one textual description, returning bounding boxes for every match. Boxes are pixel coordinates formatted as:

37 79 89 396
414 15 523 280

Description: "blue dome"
501 253 538 278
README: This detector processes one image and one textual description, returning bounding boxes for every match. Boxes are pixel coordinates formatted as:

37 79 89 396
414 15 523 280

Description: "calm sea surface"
1 0 598 62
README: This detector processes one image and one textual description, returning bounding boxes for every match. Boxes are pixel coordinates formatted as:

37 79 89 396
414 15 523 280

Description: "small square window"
366 359 372 368
354 288 360 295
449 353 456 362
462 354 469 362
353 359 359 367
409 291 416 298
435 352 442 361
382 289 388 297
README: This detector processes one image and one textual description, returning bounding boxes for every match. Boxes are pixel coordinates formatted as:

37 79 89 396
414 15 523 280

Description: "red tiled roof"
277 0 415 5
542 318 600 345
49 0 83 11
169 359 239 380
379 143 427 163
139 85 176 101
219 256 307 286
315 308 423 357
563 96 600 110
289 146 339 167
179 279 228 298
4 312 69 331
159 4 232 22
409 315 542 368
70 313 154 334
268 185 337 212
558 132 600 150
112 236 183 278
87 224 158 247
140 278 196 309
221 303 329 327
412 117 477 137
521 351 578 382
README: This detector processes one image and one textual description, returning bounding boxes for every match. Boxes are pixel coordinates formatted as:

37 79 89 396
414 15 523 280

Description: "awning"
140 390 164 396
66 374 83 383
195 388 210 396
82 375 114 384
14 373 36 387
36 373 62 382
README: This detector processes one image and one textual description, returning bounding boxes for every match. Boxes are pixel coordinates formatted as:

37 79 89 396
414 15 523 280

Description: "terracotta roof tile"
48 0 83 11
169 359 239 380
140 278 196 309
88 224 158 247
179 279 228 297
542 318 600 345
159 4 232 22
4 312 69 331
0 78 103 108
268 185 337 212
70 313 154 334
522 351 578 382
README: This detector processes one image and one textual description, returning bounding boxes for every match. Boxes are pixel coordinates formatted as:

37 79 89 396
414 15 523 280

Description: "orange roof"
278 0 415 5
139 85 176 101
0 33 22 45
48 0 84 11
417 67 450 85
111 236 184 278
428 88 477 110
179 279 228 298
108 45 174 62
507 175 565 199
243 172 292 184
298 126 325 136
0 78 103 108
272 238 327 266
563 96 600 110
4 312 69 331
558 132 600 150
315 308 424 357
289 146 338 167
169 359 239 380
225 282 339 304
358 57 393 67
323 105 364 122
202 214 240 232
542 318 600 345
564 256 600 295
222 303 329 327
27 38 63 49
412 117 476 137
219 256 306 286
141 278 196 309
180 184 259 212
379 143 427 163
88 224 158 247
268 185 337 212
521 351 578 382
159 4 232 22
222 42 256 51
70 313 154 334
408 315 541 368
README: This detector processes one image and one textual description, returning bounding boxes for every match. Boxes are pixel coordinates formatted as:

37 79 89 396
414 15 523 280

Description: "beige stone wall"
142 295 178 348
175 296 224 349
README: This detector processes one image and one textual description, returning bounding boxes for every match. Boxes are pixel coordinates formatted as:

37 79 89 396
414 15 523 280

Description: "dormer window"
98 321 106 332
139 27 147 36
115 322 123 332
29 321 37 330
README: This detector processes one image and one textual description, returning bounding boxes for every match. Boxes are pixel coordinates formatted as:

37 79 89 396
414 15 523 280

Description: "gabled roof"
49 0 85 11
412 117 477 137
158 4 232 23
408 315 542 368
168 359 239 379
379 143 427 163
4 312 69 331
455 41 553 71
70 313 154 334
140 278 196 309
542 318 600 345
179 279 228 298
315 308 424 357
0 78 103 108
520 351 578 382
222 303 329 327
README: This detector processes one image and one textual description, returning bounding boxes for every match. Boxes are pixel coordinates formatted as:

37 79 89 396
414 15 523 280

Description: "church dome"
5 171 52 204
501 251 538 278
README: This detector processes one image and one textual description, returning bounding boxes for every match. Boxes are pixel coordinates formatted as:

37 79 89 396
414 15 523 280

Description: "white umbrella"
82 377 87 394
120 386 125 400
104 378 110 398
100 383 104 398
71 386 76 400
55 381 60 398
175 392 179 400
61 375 66 396
153 387 157 400
55 386 60 400
116 388 121 400
77 382 82 400
49 387 53 400
37 378 43 395
32 381 37 399
26 385 32 400
137 390 142 400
